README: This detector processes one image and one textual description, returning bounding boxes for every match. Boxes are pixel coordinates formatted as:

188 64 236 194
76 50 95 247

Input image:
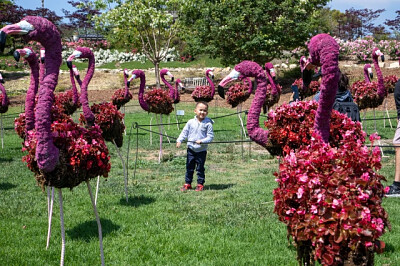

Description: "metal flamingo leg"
58 189 65 266
237 104 247 138
162 114 171 144
46 187 54 249
174 104 179 130
158 114 163 164
113 140 128 203
94 176 100 206
123 105 126 136
384 99 393 128
362 110 367 130
86 181 105 266
1 113 4 149
374 108 377 132
150 114 153 145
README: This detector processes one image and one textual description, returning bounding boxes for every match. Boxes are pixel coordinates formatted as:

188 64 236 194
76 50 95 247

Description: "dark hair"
338 72 349 92
196 101 209 108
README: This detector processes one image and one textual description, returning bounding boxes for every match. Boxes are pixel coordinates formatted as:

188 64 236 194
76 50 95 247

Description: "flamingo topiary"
262 62 281 114
67 47 128 203
273 33 389 265
0 72 10 149
160 68 180 130
191 69 215 102
0 16 108 265
130 69 174 163
111 68 133 110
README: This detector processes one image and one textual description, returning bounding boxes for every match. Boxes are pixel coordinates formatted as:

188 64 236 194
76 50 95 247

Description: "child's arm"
176 122 190 147
197 123 214 144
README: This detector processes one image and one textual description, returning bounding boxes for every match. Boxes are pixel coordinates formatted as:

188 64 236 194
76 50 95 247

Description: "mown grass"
0 102 399 265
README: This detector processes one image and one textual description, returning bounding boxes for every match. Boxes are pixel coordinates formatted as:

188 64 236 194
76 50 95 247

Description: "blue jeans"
185 148 207 185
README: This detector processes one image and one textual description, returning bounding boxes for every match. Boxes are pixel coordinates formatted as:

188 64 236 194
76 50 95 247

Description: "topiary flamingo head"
218 61 263 98
40 47 45 64
13 47 36 63
364 64 373 80
265 62 276 80
0 72 4 84
130 69 145 81
160 68 174 82
206 68 214 79
299 56 307 71
372 48 384 62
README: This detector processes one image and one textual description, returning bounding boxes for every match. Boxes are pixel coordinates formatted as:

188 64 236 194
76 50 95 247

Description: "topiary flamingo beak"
13 50 20 62
166 71 174 82
40 48 45 64
0 31 6 53
368 68 373 79
66 60 73 69
72 65 80 78
218 69 240 98
270 68 276 80
0 73 4 84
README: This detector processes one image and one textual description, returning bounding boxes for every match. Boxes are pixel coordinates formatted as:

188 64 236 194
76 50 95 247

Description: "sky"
14 0 399 28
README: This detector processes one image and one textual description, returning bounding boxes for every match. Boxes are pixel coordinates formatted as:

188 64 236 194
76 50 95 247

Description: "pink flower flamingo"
67 47 128 203
111 68 133 110
191 69 215 102
130 69 174 163
1 16 108 265
0 72 10 149
273 33 389 265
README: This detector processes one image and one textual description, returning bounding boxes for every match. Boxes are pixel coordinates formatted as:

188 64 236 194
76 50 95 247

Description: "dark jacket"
394 80 400 119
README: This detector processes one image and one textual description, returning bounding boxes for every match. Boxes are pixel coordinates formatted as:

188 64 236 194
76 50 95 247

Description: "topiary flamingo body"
112 69 133 110
191 69 215 102
0 74 9 113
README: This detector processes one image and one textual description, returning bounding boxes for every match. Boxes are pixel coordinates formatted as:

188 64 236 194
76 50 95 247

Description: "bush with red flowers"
54 90 81 115
351 81 385 110
0 94 10 113
80 102 125 147
191 85 214 102
143 88 174 114
264 101 365 156
22 116 111 189
263 83 282 113
274 133 390 265
112 88 133 110
383 75 398 94
292 78 320 99
226 82 250 107
14 113 26 139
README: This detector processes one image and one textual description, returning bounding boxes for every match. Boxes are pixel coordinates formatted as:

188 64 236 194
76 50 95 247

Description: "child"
176 102 214 191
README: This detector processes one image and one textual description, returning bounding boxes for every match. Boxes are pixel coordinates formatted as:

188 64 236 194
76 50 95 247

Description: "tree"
62 0 101 37
92 0 179 88
178 0 330 66
385 10 400 40
340 8 385 40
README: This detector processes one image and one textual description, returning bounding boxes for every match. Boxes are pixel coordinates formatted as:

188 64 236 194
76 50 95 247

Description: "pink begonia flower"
384 186 390 194
361 172 370 182
297 187 304 199
343 224 352 230
297 209 305 215
369 133 380 142
332 199 340 208
311 205 318 214
298 174 308 183
365 241 373 247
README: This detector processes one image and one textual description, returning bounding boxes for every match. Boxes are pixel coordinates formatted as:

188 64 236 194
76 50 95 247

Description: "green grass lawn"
0 103 399 265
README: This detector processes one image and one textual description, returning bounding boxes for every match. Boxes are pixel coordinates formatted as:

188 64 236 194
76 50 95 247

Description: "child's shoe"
181 184 192 191
195 184 204 191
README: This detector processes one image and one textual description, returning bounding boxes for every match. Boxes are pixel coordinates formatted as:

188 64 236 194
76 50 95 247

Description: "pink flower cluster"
226 82 250 107
274 132 389 265
54 90 81 115
22 115 111 189
351 81 385 110
263 83 282 111
292 78 320 99
383 75 398 94
62 39 110 50
0 58 27 70
191 85 214 102
264 101 365 155
0 93 10 113
112 88 133 110
80 102 125 147
143 88 174 115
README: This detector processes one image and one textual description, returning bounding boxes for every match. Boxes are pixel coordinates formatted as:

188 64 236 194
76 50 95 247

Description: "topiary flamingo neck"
205 69 215 97
123 69 130 99
0 83 8 110
308 33 340 143
69 67 79 105
231 61 269 147
300 56 307 72
133 70 149 112
160 68 175 100
372 48 386 99
265 62 278 96
364 64 372 83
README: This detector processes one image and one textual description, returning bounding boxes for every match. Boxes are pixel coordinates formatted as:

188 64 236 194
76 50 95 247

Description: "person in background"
176 102 214 192
387 80 400 197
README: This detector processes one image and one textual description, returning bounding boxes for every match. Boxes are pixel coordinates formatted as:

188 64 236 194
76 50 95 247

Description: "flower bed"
112 88 133 110
264 101 365 156
143 88 174 115
191 85 214 102
22 115 111 190
226 82 250 107
54 90 81 115
351 81 385 110
274 133 389 265
292 79 320 99
80 102 125 147
263 83 282 112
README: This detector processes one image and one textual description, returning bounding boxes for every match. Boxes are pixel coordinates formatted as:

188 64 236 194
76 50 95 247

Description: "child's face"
195 103 208 120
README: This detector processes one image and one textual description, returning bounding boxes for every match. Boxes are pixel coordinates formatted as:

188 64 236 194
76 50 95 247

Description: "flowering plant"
0 93 10 113
112 88 133 110
54 90 81 115
22 116 111 189
292 78 320 99
143 88 174 114
191 85 214 102
351 81 385 110
80 102 125 147
14 113 26 139
226 82 250 107
264 101 365 156
263 83 282 112
383 75 398 94
274 132 389 265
